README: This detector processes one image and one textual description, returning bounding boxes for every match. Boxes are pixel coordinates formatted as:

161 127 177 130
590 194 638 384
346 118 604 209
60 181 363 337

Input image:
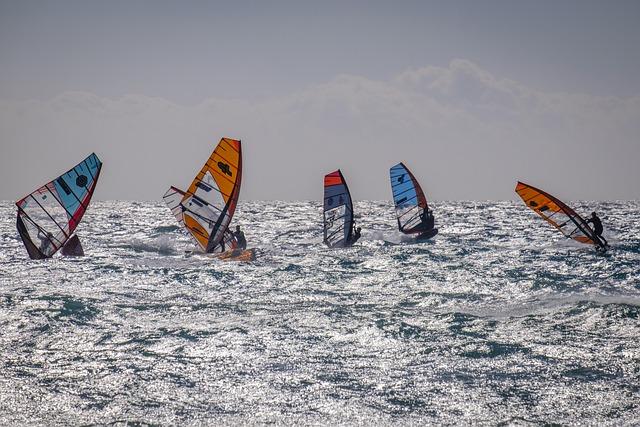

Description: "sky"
1 0 639 201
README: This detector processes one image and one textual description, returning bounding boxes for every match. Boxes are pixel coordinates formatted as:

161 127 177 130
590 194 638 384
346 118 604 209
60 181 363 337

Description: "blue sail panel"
390 163 418 208
52 153 101 218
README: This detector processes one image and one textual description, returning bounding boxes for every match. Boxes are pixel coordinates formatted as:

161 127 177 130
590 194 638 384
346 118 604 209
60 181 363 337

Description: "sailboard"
515 181 606 249
16 152 102 259
323 169 355 248
163 137 243 254
215 247 256 262
389 162 437 238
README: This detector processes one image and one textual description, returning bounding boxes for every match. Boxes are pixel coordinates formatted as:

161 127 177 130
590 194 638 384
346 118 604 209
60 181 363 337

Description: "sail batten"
16 153 102 259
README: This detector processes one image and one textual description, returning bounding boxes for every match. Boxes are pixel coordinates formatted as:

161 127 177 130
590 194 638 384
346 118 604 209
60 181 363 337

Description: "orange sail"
515 181 603 247
164 138 242 253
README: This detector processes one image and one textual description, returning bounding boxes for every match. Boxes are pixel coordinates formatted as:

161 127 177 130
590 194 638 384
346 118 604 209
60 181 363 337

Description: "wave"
453 293 640 319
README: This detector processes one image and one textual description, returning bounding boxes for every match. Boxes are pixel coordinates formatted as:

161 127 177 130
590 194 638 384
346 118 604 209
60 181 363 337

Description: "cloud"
1 59 639 201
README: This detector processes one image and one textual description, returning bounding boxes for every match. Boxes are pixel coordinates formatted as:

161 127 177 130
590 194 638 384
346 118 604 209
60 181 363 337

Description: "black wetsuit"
349 227 361 245
420 210 435 231
233 230 247 250
425 213 434 230
586 215 607 246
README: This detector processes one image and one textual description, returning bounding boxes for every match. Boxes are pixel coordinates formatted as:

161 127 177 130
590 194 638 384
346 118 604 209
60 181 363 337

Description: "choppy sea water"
0 200 639 425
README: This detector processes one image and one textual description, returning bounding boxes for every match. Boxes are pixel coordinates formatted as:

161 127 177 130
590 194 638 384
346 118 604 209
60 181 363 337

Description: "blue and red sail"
16 153 102 259
323 170 354 247
389 162 430 234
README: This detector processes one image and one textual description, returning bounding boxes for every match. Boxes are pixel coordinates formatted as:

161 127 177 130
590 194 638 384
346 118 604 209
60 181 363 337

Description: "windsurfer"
585 211 608 247
233 225 247 250
349 225 362 245
420 206 435 231
38 230 54 253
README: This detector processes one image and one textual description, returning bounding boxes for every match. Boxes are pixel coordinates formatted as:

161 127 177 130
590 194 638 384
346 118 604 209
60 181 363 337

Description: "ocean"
1 200 639 425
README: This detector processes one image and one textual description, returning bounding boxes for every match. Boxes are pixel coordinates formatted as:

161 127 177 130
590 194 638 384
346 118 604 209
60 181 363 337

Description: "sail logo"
529 200 549 212
196 182 212 192
217 162 232 176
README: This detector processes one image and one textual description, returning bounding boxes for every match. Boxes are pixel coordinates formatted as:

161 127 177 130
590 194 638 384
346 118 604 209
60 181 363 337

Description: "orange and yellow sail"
515 181 602 247
164 138 242 253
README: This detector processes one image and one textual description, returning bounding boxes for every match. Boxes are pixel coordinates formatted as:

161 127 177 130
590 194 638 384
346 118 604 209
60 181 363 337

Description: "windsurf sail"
389 162 430 234
16 153 102 259
163 138 242 253
163 184 237 251
323 169 354 248
515 181 604 247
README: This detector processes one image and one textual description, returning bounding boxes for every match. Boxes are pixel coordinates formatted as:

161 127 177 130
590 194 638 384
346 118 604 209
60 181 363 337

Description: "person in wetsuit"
349 224 362 245
38 230 54 255
233 225 247 250
585 211 608 247
419 206 435 231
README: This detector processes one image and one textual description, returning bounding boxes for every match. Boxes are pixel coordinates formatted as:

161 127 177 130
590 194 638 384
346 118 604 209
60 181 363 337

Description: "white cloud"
1 60 639 201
